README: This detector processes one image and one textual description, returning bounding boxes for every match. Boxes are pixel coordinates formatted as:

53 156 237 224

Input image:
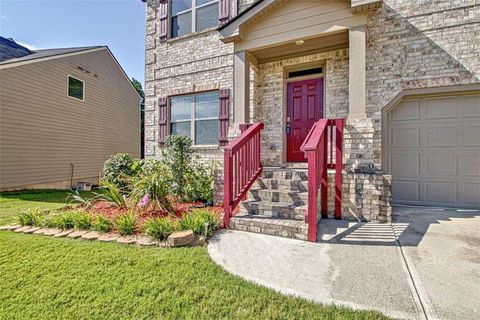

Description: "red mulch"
85 201 222 227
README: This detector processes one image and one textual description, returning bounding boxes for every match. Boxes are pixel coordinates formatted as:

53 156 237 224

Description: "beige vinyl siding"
0 48 140 190
236 0 366 51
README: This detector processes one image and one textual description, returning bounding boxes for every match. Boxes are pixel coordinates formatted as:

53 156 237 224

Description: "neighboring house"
143 0 480 240
0 37 141 191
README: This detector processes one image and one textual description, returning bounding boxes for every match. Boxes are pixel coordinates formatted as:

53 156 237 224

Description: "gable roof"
219 0 382 43
0 45 104 66
218 0 289 43
0 37 32 62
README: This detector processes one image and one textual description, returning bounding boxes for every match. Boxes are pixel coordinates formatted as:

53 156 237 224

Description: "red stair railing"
300 118 345 242
223 122 264 227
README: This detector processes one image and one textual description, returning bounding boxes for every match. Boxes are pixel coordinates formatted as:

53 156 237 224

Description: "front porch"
219 0 391 242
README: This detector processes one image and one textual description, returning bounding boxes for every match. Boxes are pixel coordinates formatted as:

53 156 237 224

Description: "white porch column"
234 50 250 124
348 25 367 118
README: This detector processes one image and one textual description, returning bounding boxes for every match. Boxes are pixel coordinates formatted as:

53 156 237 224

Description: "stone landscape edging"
0 225 206 248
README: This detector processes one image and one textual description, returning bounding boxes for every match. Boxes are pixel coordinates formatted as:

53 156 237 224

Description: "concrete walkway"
208 206 480 320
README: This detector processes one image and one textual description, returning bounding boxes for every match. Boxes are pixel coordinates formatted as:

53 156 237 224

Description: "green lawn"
0 190 388 319
0 189 84 225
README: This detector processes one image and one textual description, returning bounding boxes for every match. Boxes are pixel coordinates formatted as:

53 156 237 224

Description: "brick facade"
144 0 479 221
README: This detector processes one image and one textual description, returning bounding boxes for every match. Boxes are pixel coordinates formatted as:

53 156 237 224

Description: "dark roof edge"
218 0 265 31
0 46 106 66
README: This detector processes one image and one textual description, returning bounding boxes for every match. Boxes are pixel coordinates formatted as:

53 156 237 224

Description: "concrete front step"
262 168 308 180
240 200 306 220
254 178 309 192
230 213 308 241
248 188 308 205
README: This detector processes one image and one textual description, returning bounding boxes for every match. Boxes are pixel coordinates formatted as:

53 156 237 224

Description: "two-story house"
143 0 480 241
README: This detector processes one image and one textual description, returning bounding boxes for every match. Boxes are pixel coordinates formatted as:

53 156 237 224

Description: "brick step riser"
254 179 309 192
247 190 308 206
230 220 308 241
239 204 306 220
261 171 308 181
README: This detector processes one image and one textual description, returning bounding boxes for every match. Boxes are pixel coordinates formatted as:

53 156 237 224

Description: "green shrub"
102 153 137 191
49 211 76 230
179 209 220 237
72 211 93 230
17 208 43 226
96 181 127 208
144 217 178 241
161 135 215 203
184 162 216 203
115 212 137 236
92 215 113 233
161 135 195 199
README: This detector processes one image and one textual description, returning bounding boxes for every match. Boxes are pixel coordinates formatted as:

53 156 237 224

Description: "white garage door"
387 93 480 208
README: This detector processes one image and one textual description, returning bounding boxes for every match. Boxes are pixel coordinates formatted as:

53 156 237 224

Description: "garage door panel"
425 181 457 204
426 127 458 147
391 128 419 147
459 152 480 177
426 152 457 177
459 183 480 205
391 153 419 177
424 96 458 120
463 126 480 147
461 95 480 117
391 100 420 121
393 180 420 202
387 93 480 208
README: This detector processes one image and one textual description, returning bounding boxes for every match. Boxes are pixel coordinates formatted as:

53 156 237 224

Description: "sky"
0 0 146 86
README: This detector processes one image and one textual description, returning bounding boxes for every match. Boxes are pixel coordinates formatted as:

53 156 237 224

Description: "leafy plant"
17 208 43 226
72 211 93 230
49 210 76 229
67 189 96 209
179 209 220 237
144 217 178 241
96 181 127 208
130 167 174 213
93 215 113 233
102 153 138 191
161 135 195 199
184 162 216 203
115 212 137 236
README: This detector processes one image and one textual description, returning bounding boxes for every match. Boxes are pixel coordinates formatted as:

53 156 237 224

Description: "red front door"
286 78 324 162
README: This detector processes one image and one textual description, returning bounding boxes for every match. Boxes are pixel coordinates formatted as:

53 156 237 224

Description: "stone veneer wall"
144 0 257 162
363 0 480 170
326 171 392 222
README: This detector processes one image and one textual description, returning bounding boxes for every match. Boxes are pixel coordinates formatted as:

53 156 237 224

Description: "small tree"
161 135 195 199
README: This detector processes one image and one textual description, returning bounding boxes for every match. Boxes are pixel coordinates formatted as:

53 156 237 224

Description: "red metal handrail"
223 122 264 227
301 118 345 242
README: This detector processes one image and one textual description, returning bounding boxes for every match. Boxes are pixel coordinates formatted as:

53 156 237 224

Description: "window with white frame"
67 76 84 101
171 0 219 38
170 91 219 145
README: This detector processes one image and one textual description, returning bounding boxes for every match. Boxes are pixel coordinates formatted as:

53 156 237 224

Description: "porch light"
295 40 305 46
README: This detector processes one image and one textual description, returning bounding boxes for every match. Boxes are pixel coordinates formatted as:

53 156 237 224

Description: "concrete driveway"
208 206 480 320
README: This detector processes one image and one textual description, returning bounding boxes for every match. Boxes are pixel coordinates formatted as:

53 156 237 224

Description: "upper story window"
67 76 84 101
170 91 219 145
171 0 219 38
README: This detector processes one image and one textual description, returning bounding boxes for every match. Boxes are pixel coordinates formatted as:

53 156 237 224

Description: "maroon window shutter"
158 97 169 146
218 89 230 146
218 0 230 24
159 0 169 42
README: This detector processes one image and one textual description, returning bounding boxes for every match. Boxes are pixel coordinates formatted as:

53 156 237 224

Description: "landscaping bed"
3 136 224 247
